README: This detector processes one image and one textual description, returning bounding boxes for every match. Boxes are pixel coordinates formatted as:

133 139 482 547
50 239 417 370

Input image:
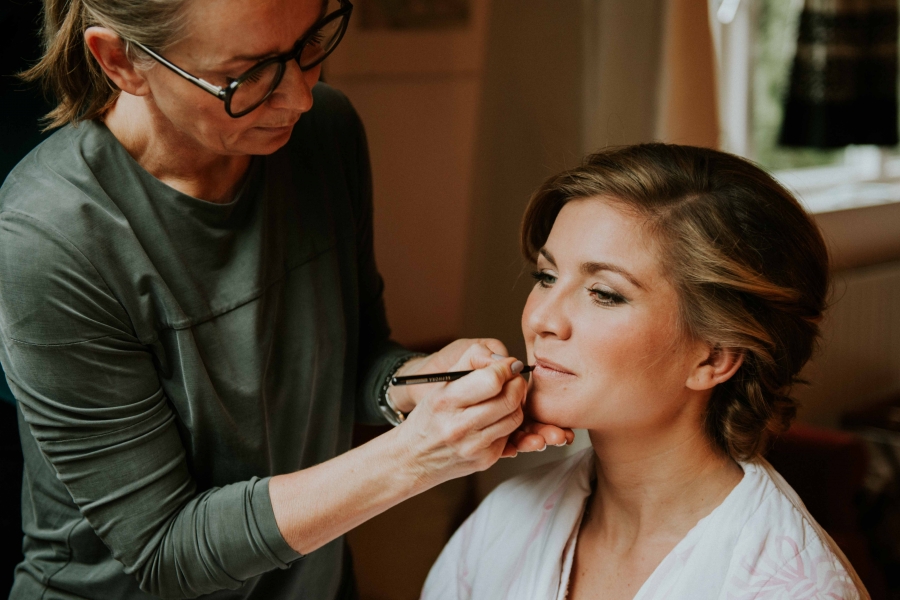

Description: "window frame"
709 0 900 214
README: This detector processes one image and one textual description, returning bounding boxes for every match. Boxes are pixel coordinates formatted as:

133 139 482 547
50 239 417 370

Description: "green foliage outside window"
753 0 844 170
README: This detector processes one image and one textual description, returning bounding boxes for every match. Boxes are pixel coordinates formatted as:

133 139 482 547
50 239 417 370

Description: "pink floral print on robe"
422 449 868 600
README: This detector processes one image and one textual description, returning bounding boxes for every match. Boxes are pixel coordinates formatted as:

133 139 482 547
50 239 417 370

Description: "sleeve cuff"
251 477 304 567
358 342 420 425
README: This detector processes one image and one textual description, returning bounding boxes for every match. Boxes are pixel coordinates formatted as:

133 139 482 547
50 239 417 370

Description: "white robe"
422 448 868 600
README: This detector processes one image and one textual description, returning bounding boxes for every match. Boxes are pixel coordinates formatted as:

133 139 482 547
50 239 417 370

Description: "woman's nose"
525 286 572 341
268 60 316 113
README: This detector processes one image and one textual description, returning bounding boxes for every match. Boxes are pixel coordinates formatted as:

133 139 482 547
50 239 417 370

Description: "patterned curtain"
779 0 898 148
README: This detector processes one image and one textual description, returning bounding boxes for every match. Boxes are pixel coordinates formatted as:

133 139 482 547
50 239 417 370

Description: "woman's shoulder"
0 121 119 231
723 460 868 598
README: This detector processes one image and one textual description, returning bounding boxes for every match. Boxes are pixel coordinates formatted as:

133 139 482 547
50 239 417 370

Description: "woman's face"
522 197 709 433
140 0 325 156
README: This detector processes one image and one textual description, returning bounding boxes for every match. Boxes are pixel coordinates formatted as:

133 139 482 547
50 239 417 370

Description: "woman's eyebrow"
539 248 643 290
581 261 644 290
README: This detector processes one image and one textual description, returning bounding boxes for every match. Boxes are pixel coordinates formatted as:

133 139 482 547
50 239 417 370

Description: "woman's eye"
530 271 556 288
588 287 626 307
307 30 326 48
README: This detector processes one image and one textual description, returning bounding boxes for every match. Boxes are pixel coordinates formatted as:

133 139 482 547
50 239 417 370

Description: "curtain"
779 0 898 148
655 0 720 148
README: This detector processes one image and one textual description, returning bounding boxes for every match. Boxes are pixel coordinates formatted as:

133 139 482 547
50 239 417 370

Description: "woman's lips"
533 357 576 379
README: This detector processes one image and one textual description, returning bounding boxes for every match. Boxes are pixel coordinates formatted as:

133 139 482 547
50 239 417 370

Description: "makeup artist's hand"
390 339 574 455
509 420 576 452
388 338 510 413
394 347 527 486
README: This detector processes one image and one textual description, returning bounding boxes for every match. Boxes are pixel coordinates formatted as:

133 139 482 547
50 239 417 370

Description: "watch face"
380 354 425 426
380 389 406 426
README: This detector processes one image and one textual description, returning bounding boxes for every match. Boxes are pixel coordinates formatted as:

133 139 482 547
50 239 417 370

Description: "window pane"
753 0 845 170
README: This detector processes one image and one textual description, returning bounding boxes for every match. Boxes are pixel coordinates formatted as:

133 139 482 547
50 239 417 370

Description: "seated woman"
422 144 868 600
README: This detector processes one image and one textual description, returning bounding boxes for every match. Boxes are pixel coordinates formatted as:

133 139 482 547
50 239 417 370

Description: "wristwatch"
378 354 426 426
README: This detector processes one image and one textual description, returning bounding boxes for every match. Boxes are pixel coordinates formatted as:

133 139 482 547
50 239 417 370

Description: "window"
711 0 900 213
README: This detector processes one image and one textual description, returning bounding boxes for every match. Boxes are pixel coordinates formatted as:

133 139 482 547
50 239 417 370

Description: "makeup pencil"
391 365 534 386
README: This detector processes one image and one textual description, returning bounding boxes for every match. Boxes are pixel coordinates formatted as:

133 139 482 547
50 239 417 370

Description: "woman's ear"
84 27 151 96
686 344 744 391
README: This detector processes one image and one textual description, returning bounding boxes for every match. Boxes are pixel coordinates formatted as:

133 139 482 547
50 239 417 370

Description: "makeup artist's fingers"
521 421 574 447
392 339 510 411
481 338 509 358
500 440 518 458
509 430 547 452
441 356 526 410
395 365 527 484
453 341 512 372
507 422 575 453
427 338 511 374
471 396 524 442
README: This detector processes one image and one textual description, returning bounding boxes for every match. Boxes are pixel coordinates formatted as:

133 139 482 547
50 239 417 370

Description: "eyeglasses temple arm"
131 42 227 99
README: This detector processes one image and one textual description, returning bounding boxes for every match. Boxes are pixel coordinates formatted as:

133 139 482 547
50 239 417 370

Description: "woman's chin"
524 395 579 429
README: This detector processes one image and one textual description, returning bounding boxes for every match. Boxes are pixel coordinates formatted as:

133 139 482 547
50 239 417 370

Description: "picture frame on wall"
358 0 471 30
327 0 488 78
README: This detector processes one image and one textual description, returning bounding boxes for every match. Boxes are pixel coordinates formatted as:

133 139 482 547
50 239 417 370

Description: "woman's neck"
103 93 251 204
585 421 743 550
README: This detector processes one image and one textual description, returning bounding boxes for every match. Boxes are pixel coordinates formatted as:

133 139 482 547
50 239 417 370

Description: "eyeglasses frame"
130 0 353 118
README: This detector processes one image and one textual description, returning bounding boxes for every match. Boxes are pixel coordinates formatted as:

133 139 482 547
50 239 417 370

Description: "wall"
795 260 900 428
796 203 900 427
327 3 491 349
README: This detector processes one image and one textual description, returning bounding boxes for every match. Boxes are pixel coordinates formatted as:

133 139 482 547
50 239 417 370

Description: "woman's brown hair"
22 0 188 129
521 144 829 461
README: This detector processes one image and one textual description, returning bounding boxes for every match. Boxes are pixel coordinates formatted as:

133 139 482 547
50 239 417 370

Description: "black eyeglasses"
133 0 353 118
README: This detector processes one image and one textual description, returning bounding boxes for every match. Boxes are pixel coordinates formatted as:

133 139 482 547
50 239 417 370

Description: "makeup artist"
0 1 569 598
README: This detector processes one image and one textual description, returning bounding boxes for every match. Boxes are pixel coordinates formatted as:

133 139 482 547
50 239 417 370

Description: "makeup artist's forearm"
268 426 426 555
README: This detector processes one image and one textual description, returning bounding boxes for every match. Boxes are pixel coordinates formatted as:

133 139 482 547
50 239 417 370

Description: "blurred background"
3 0 900 598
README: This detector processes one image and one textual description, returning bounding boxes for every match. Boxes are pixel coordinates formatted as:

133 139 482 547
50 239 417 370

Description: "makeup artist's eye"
531 271 556 288
233 69 265 85
588 286 626 307
306 30 326 49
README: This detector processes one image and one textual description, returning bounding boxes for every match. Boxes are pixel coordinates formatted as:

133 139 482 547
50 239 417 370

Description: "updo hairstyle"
23 0 190 128
521 144 830 461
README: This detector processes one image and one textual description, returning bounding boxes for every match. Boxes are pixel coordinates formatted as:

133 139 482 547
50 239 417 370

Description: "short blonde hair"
521 144 829 461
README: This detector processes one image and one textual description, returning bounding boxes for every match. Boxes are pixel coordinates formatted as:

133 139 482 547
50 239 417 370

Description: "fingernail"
554 442 566 447
537 444 547 452
511 360 524 374
491 353 505 360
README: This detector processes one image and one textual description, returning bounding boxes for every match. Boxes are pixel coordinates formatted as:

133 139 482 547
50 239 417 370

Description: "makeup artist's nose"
267 60 316 113
525 286 572 341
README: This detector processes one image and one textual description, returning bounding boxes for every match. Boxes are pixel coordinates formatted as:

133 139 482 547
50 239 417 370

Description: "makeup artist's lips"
533 357 576 379
255 123 296 135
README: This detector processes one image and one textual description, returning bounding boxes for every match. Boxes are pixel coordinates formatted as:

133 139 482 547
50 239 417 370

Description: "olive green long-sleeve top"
0 84 409 599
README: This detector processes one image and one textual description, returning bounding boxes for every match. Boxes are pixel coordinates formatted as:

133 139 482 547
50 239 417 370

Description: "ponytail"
22 0 188 130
